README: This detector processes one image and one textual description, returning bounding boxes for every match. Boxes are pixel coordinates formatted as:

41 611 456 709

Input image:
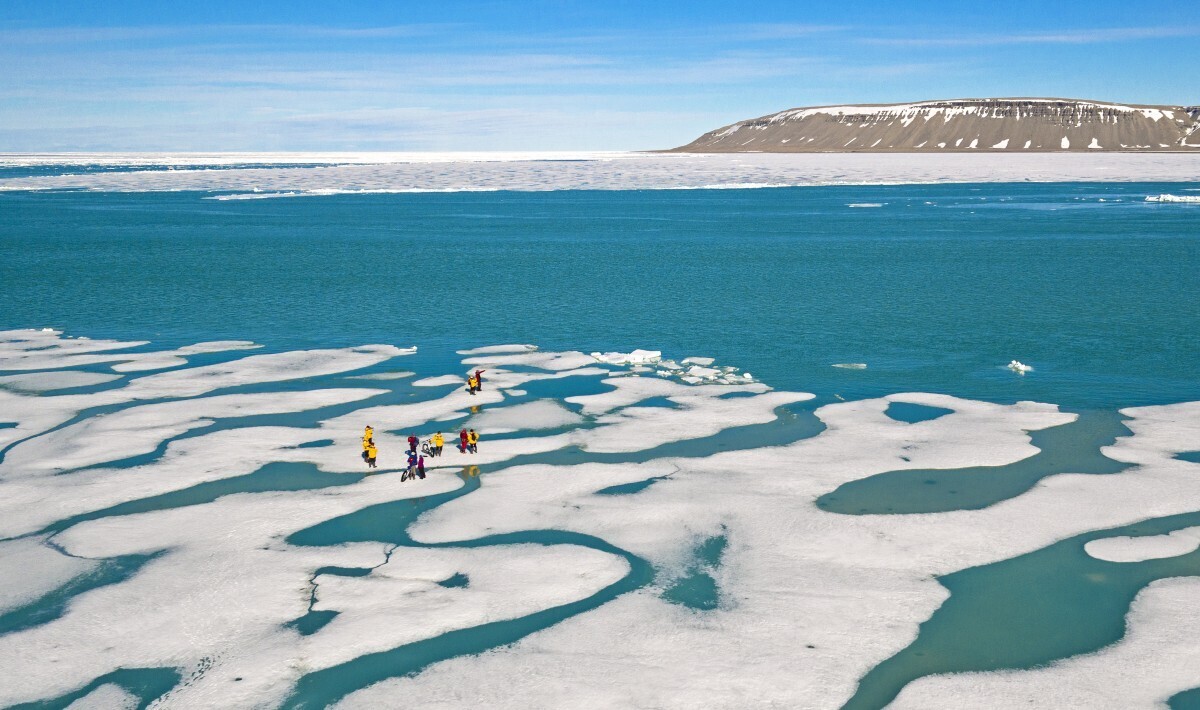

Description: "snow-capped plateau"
672 98 1200 153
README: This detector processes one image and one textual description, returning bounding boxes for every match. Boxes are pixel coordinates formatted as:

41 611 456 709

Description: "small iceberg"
1145 194 1200 203
1007 360 1033 374
832 363 867 370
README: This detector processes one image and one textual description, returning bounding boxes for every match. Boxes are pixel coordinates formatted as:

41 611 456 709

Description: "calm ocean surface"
2 182 1197 409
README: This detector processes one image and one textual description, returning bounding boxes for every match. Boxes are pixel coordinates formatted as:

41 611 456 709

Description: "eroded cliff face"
673 99 1200 152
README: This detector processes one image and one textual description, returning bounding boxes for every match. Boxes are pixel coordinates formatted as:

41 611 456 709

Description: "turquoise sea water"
2 182 1198 408
1 180 1199 708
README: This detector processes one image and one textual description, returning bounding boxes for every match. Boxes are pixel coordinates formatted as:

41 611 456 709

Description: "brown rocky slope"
671 98 1200 152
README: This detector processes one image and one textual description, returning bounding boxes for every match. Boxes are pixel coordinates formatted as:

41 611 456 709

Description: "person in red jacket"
459 428 469 453
407 434 418 453
474 369 486 391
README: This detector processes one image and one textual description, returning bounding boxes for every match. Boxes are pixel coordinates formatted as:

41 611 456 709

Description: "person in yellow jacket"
467 429 479 454
432 431 444 457
467 376 479 395
365 441 378 469
362 425 373 448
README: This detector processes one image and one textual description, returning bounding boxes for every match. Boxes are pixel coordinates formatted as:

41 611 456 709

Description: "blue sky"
2 0 1197 151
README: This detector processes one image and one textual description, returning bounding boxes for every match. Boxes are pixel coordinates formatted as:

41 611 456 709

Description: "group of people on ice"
358 370 486 478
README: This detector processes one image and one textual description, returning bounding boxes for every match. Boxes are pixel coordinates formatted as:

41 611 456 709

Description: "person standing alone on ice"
432 431 444 457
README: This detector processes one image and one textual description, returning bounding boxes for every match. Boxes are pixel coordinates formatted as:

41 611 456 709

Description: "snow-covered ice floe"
1145 194 1200 203
3 331 1200 708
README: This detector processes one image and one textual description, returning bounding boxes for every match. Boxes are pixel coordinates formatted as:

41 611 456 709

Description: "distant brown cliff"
671 99 1200 152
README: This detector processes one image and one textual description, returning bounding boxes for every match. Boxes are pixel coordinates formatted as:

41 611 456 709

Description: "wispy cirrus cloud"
864 25 1200 47
0 23 454 45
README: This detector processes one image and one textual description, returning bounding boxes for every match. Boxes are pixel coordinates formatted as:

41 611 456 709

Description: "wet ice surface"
1 328 1198 708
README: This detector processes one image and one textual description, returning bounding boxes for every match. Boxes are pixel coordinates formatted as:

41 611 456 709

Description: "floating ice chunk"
456 344 539 355
1061 136 1071 149
1084 527 1200 562
0 371 121 392
890 578 1200 709
506 389 527 396
833 363 868 369
1088 137 1102 149
1146 194 1200 203
847 203 884 208
681 357 715 366
1007 360 1033 374
467 399 584 434
590 349 663 366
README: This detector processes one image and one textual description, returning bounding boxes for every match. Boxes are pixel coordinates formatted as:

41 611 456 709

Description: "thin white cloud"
865 25 1200 47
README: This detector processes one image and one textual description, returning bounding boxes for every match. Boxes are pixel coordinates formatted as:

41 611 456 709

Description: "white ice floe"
109 341 261 372
890 578 1200 709
1008 360 1033 374
590 349 663 366
0 389 382 477
1146 194 1200 203
8 336 1200 709
680 357 715 366
1084 527 1200 562
64 683 139 709
0 330 261 373
833 362 868 369
466 400 584 434
0 371 121 392
456 344 539 355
